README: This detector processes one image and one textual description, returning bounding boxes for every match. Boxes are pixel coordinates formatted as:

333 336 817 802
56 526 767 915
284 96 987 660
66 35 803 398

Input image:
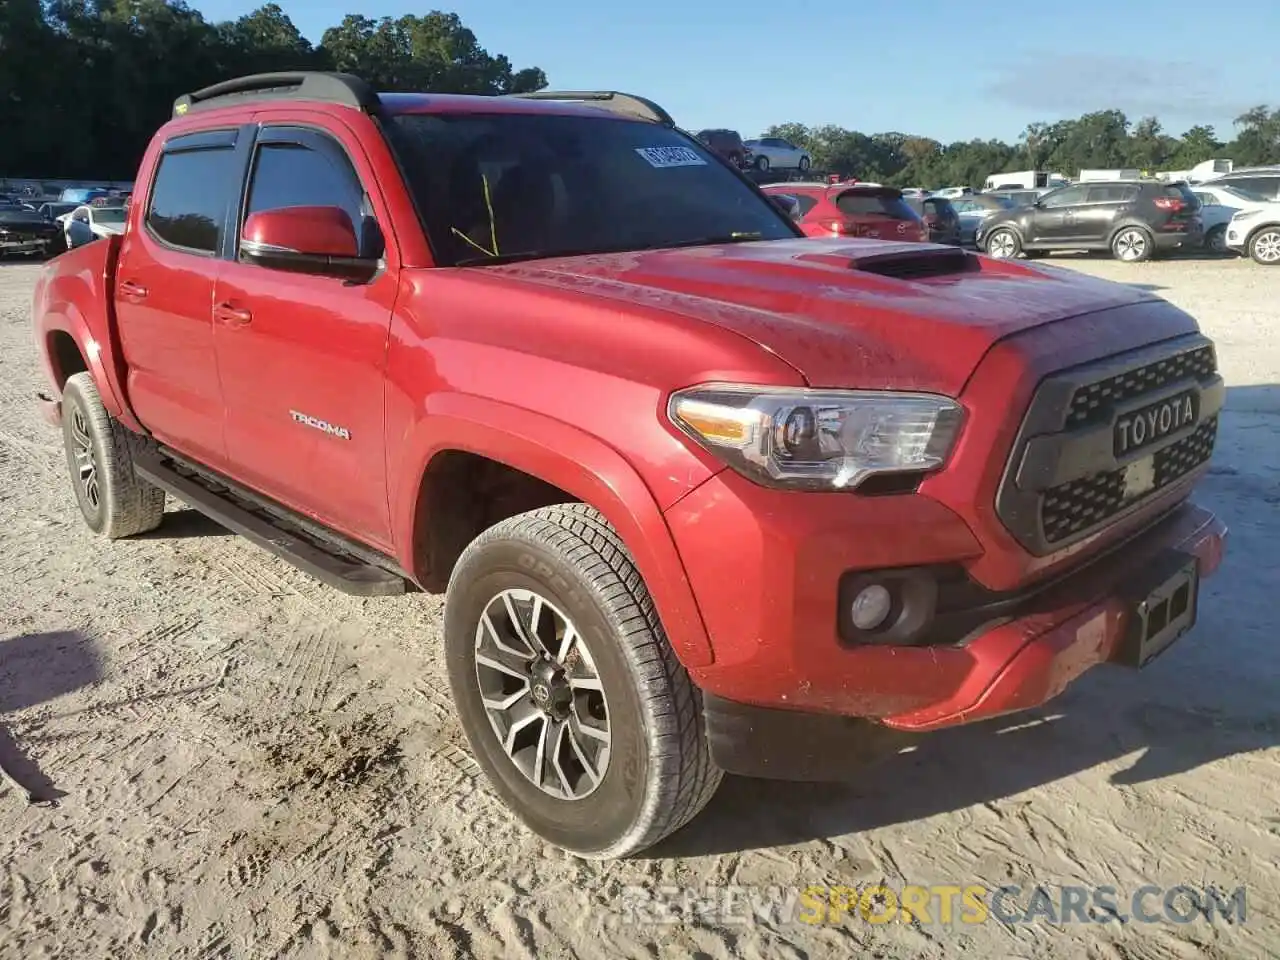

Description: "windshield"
385 113 797 266
93 207 126 225
0 208 41 223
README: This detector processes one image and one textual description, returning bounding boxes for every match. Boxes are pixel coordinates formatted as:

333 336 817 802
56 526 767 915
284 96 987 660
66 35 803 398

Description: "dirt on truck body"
30 71 1226 858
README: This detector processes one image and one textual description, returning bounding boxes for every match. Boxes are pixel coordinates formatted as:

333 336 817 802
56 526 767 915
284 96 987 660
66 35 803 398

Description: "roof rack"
173 72 380 118
506 90 674 126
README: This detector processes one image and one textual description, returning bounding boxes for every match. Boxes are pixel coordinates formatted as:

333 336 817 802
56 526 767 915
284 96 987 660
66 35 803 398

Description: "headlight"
1232 209 1263 222
668 384 964 491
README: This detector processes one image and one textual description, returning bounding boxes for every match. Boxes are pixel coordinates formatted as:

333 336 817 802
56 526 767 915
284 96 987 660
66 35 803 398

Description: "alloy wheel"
70 407 100 511
987 231 1016 258
474 588 611 800
1252 230 1280 263
1114 229 1147 261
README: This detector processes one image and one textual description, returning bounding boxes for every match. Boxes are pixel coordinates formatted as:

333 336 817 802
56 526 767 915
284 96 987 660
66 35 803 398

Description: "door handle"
118 279 148 301
214 302 253 326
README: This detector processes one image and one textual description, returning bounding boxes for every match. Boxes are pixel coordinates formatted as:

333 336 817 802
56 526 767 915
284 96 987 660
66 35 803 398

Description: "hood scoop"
845 245 977 281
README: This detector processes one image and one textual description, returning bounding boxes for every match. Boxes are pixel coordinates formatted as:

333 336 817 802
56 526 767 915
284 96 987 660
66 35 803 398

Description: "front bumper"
670 472 1225 753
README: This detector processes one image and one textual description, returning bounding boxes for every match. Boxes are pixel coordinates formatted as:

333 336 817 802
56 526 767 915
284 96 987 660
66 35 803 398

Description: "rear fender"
35 235 142 432
393 393 715 668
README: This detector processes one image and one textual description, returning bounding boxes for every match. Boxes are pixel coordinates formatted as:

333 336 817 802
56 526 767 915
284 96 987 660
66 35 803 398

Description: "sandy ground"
0 254 1277 960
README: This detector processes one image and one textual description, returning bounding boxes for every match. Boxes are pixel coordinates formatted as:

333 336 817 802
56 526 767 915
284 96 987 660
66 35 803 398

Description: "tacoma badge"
289 410 351 440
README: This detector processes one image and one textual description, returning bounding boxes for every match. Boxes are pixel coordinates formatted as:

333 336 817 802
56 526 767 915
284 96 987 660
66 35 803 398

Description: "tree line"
3 2 1279 188
0 0 547 179
764 109 1280 189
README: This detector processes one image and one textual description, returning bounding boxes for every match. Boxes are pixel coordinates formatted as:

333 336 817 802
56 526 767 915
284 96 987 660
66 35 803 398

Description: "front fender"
392 392 716 669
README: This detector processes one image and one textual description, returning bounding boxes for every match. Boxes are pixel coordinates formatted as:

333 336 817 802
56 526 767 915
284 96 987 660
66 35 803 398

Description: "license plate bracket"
1116 550 1200 668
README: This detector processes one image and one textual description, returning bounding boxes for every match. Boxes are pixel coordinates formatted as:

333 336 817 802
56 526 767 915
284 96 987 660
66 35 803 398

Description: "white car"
63 204 127 249
743 137 812 173
1224 206 1280 264
1190 184 1275 253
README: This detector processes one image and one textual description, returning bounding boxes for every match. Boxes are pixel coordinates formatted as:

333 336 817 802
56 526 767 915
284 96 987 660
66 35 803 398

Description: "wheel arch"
393 393 715 668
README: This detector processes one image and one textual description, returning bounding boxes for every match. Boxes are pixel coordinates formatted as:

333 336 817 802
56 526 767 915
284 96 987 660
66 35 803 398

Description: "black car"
976 180 1203 263
907 196 961 244
0 206 65 258
695 129 749 168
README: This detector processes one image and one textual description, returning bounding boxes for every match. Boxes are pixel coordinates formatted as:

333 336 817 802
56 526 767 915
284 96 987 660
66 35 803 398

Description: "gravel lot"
0 255 1276 959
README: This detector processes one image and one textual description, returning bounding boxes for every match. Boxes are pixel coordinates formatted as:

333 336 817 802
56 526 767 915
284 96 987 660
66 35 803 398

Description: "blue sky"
196 0 1278 144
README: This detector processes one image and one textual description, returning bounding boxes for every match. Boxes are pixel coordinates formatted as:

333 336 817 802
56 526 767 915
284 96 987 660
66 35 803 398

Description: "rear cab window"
145 134 240 254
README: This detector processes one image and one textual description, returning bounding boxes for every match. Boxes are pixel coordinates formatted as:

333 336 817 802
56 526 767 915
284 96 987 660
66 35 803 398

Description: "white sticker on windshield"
635 146 707 168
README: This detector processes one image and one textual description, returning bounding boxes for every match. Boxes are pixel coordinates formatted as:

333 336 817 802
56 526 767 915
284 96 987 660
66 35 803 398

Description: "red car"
763 181 929 241
31 74 1227 859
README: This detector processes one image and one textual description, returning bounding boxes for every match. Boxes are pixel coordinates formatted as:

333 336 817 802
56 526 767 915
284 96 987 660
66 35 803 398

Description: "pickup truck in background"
30 72 1229 859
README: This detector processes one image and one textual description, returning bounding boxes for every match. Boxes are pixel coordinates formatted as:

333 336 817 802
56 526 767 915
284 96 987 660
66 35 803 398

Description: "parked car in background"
977 180 1202 263
63 203 127 249
906 195 961 244
760 181 928 241
931 186 973 199
1224 206 1280 264
0 204 65 258
695 129 749 168
1201 165 1280 200
899 187 929 198
951 194 1017 245
743 137 812 173
1191 183 1275 253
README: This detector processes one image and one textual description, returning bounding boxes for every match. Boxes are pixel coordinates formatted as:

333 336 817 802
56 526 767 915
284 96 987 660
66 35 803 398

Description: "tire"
60 372 165 539
443 503 722 859
1110 225 1153 262
984 227 1021 259
1247 227 1280 265
1204 224 1228 255
754 154 770 172
798 156 811 172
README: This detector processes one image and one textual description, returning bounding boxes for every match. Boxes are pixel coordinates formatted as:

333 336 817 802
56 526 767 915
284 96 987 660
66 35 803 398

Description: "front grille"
1041 417 1218 544
995 334 1221 556
1064 345 1216 428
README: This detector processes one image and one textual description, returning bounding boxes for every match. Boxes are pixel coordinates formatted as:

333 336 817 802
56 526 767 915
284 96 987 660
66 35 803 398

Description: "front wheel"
798 156 811 172
60 372 165 538
1248 227 1280 265
984 227 1021 259
443 503 722 859
754 154 770 172
1111 226 1153 262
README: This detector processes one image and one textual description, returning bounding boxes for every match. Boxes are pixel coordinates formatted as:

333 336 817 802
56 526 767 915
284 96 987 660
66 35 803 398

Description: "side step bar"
132 449 409 597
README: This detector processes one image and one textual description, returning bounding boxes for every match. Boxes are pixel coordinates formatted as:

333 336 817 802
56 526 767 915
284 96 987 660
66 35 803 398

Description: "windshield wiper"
452 232 767 267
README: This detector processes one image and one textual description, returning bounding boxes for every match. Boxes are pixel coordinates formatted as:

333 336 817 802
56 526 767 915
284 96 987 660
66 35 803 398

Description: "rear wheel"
754 154 770 172
444 503 722 858
1111 226 1153 262
1247 227 1280 265
1204 224 1228 255
984 228 1021 259
798 156 811 172
60 372 165 539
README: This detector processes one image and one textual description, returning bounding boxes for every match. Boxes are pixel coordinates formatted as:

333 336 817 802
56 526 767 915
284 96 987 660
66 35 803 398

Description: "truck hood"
491 238 1160 394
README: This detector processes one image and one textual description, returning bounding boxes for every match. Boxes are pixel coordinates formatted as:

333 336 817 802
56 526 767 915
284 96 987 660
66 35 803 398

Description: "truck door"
113 129 245 470
211 120 397 550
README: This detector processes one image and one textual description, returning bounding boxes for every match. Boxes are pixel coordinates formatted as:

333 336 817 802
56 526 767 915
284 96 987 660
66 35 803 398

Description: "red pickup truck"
30 72 1227 859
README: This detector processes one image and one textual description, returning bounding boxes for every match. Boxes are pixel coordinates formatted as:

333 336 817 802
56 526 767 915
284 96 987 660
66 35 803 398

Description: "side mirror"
770 193 801 219
240 205 378 282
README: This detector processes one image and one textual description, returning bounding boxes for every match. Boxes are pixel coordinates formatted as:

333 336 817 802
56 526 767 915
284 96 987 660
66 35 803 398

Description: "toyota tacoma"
30 72 1228 859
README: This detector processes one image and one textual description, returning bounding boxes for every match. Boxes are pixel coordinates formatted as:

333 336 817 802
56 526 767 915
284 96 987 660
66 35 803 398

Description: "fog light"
850 584 893 631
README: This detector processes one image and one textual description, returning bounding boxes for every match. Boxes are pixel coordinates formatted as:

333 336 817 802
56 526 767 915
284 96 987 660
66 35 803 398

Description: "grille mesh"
1041 417 1218 544
1064 345 1216 428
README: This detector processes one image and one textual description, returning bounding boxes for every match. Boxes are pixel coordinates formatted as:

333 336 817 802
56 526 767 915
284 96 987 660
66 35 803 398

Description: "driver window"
243 139 368 253
1039 186 1086 209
